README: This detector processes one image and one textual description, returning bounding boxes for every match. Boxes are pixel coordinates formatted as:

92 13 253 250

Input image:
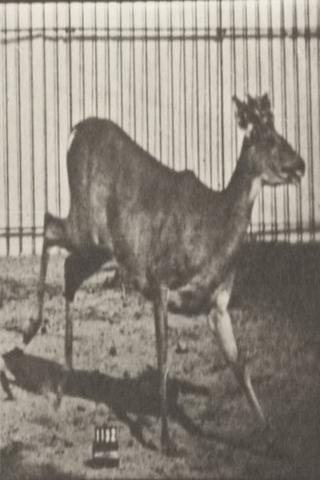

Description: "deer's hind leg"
153 284 174 454
24 212 66 345
208 272 266 426
23 239 50 345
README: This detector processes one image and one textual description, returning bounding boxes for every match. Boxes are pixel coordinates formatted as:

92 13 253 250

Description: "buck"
22 94 304 453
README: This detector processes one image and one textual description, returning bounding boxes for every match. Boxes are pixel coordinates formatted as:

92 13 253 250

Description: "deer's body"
22 95 305 453
50 118 254 311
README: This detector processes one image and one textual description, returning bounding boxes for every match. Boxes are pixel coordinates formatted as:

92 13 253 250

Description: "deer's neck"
219 143 262 248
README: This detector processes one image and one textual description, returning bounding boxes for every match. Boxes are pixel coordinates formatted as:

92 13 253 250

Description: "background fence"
0 0 320 255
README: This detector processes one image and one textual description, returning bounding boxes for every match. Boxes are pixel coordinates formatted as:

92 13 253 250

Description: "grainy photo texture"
0 1 320 479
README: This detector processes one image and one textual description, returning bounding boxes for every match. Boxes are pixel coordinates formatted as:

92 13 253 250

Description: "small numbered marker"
92 425 119 468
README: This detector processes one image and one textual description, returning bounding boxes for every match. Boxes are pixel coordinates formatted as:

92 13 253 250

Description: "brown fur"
23 94 305 452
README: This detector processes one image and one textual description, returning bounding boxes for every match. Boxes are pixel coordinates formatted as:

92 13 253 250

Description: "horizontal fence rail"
0 0 319 255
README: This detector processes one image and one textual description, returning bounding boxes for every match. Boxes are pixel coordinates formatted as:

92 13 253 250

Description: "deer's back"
66 118 232 299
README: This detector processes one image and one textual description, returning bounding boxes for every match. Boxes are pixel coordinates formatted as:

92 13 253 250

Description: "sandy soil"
0 243 320 479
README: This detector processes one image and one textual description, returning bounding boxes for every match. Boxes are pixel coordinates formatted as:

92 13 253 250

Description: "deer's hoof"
0 370 15 400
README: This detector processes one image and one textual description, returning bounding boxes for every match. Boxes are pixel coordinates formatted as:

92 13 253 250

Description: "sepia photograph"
0 0 319 478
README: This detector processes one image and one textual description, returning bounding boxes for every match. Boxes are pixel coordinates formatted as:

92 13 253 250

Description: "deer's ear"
233 96 251 130
232 95 242 108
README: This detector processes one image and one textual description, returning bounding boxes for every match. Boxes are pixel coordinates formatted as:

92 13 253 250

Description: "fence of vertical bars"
0 0 319 255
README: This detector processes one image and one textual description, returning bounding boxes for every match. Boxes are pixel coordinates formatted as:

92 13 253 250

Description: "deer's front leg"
55 260 75 407
209 282 266 427
153 285 173 453
63 255 79 371
55 252 108 406
63 251 107 369
54 297 73 408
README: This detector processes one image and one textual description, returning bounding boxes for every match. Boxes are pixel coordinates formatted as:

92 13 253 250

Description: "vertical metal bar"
90 3 97 116
254 2 262 96
292 0 303 241
144 2 149 150
103 3 107 117
42 4 48 215
230 0 236 170
2 4 10 254
178 26 183 170
216 1 221 189
203 5 208 181
182 4 188 169
191 7 195 173
169 1 175 169
119 4 123 127
207 0 213 187
280 0 290 242
157 2 162 160
67 1 72 131
154 5 157 155
242 0 251 237
194 1 200 177
15 4 22 253
318 0 320 238
106 2 111 118
166 6 170 166
29 4 36 254
81 2 85 118
218 0 225 189
131 2 137 140
54 3 61 216
93 1 98 116
141 6 145 145
267 0 277 241
129 5 133 135
304 0 315 241
255 0 265 241
242 0 248 95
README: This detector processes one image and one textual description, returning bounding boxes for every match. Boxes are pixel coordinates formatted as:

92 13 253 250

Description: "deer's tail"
44 212 68 248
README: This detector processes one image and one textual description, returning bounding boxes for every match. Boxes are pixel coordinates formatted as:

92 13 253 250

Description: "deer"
21 94 305 454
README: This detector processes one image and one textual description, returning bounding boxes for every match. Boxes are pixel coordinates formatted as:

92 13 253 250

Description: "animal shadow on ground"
2 242 319 462
3 348 277 458
0 441 86 480
233 242 320 328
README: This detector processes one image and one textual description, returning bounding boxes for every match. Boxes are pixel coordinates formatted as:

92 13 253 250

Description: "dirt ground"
0 242 320 479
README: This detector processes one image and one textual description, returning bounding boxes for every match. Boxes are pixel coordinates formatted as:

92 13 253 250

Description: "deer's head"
233 94 305 186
